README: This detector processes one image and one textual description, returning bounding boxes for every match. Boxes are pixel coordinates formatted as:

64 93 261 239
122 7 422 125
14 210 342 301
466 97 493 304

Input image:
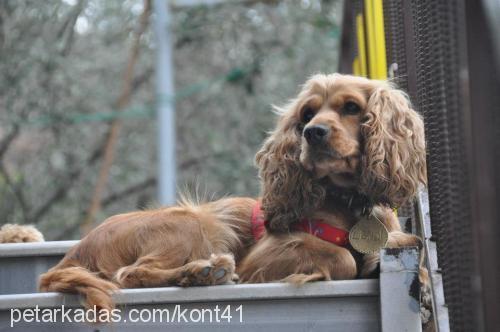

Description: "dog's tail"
39 264 119 312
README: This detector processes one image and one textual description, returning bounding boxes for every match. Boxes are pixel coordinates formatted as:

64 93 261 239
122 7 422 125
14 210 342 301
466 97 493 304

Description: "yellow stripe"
373 0 387 79
353 57 361 76
364 0 376 78
355 14 368 77
364 0 387 79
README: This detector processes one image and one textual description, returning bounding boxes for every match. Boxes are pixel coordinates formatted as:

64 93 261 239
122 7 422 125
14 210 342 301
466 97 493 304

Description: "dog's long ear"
359 84 427 207
256 104 325 233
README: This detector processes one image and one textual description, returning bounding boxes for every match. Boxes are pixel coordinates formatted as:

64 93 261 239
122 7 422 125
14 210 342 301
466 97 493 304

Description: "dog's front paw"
209 253 237 285
386 231 423 249
420 277 433 328
179 254 236 287
419 267 432 309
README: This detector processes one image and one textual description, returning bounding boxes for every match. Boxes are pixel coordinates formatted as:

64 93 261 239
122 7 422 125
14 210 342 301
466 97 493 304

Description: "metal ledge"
0 279 378 310
0 241 78 257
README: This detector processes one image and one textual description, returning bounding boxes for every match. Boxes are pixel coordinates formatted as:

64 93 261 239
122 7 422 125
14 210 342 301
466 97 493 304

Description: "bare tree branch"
102 177 156 207
0 126 29 223
29 133 109 224
29 26 154 225
0 125 19 160
0 161 30 224
81 0 152 235
54 176 155 240
53 149 232 240
29 66 153 225
59 0 87 56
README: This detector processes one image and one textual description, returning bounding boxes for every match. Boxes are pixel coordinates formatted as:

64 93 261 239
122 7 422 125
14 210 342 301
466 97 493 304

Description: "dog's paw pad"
180 254 236 286
208 254 236 285
213 268 227 280
200 266 211 277
179 260 214 286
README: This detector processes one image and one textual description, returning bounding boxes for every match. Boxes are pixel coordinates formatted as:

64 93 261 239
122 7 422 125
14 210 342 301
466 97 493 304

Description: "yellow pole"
373 0 387 79
353 57 361 76
364 0 376 78
364 0 387 79
356 14 368 77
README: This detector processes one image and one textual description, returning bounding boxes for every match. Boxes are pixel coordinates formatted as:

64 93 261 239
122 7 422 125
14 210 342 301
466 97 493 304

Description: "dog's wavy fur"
238 74 427 283
39 74 427 317
39 197 256 313
253 74 426 233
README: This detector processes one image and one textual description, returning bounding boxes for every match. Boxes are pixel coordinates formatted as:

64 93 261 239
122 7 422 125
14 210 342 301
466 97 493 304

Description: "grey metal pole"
154 0 176 205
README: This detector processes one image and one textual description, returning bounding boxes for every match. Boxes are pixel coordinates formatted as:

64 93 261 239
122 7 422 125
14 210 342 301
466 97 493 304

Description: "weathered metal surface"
0 280 380 332
0 256 62 295
380 247 422 332
0 241 77 257
0 241 77 295
0 243 428 331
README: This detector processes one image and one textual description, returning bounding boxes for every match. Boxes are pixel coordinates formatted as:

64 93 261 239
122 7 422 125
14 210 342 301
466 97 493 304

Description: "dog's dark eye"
302 107 315 123
342 101 361 115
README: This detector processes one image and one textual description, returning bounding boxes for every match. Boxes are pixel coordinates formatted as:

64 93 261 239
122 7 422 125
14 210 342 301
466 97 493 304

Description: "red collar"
251 202 350 247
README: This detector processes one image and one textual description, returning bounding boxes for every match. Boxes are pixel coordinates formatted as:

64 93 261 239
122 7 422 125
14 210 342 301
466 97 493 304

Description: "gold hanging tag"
349 215 389 254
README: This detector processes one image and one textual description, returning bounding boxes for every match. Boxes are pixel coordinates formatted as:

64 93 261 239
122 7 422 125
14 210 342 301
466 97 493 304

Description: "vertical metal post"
380 247 422 332
154 0 176 205
417 189 450 332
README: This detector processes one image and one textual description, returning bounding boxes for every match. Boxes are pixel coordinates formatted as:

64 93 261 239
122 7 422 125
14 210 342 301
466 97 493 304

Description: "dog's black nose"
304 125 330 145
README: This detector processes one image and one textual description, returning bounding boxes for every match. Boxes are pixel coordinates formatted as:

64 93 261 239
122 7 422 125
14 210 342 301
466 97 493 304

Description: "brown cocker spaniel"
39 74 426 314
237 73 427 283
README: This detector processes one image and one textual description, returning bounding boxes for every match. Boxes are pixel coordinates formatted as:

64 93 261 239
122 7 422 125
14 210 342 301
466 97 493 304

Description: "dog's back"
39 197 256 314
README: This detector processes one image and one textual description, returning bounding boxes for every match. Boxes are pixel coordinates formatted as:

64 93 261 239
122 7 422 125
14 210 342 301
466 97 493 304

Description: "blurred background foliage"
0 0 342 240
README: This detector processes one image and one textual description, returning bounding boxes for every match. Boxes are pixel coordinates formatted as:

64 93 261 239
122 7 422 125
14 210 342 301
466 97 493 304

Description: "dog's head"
257 74 427 232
